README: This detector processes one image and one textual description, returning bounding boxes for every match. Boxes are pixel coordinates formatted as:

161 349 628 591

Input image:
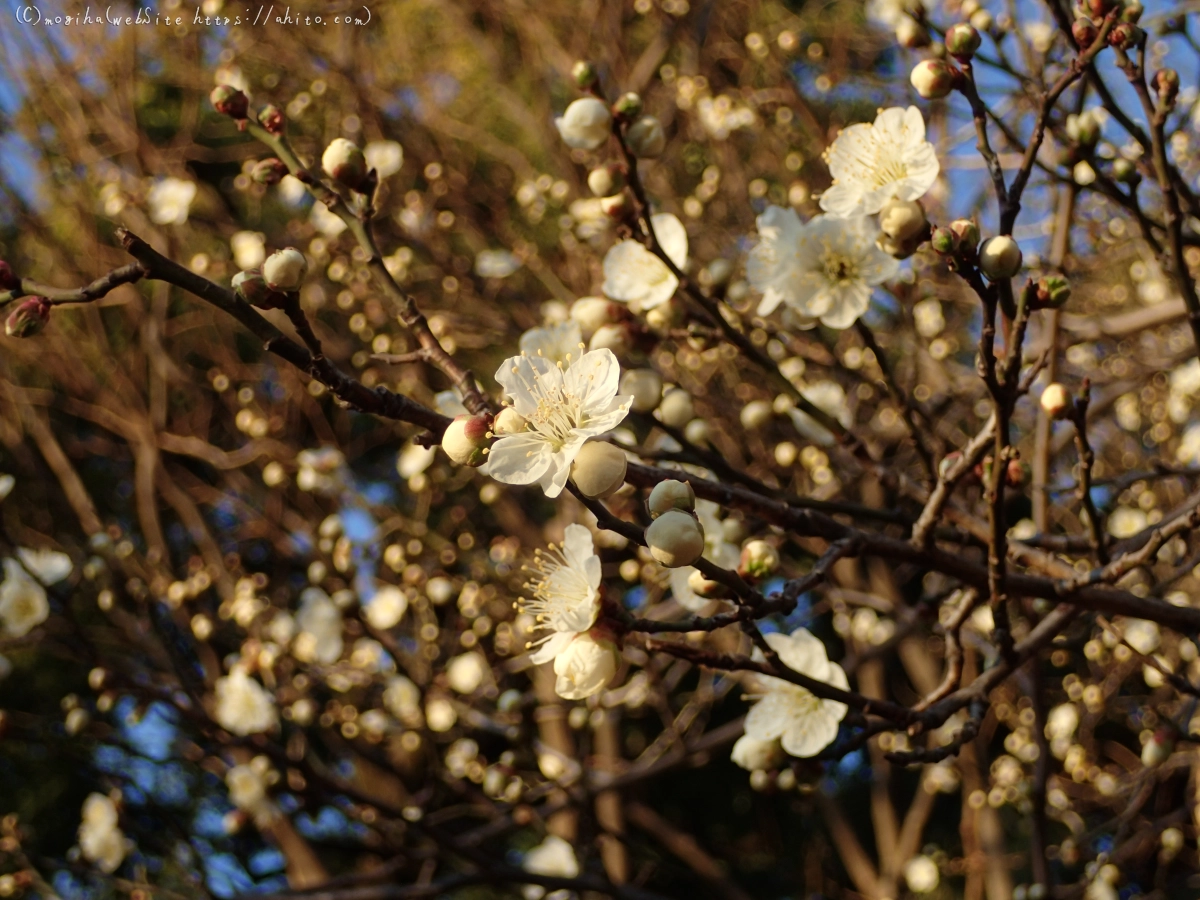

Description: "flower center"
820 247 859 285
518 544 595 637
869 151 909 190
509 355 586 450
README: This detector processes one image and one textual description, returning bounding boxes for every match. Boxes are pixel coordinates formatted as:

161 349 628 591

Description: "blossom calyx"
1040 383 1070 418
647 479 696 516
262 248 308 292
1152 69 1179 108
978 235 1022 280
232 270 287 310
739 540 780 580
1071 18 1099 48
910 59 958 100
251 158 289 186
614 92 643 119
572 60 598 90
646 509 705 568
0 261 18 292
211 84 249 119
322 138 368 191
441 414 493 467
1034 275 1071 309
945 23 981 60
4 297 50 338
570 441 628 499
257 104 285 135
625 116 666 158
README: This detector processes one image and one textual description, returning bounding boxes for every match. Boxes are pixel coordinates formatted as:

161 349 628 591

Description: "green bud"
572 60 598 90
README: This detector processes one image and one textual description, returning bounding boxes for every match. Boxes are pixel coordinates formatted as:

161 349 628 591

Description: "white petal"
744 691 794 741
483 434 553 485
650 213 689 270
819 284 872 330
564 349 620 416
530 631 575 664
818 183 865 218
782 709 841 757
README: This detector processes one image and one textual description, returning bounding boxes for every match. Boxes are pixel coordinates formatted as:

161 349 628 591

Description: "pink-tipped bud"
321 138 368 192
1108 22 1140 50
949 219 981 252
945 23 981 59
1152 69 1179 107
5 296 50 338
1005 459 1031 488
599 193 630 219
910 59 958 100
257 104 285 135
211 85 249 120
0 261 18 292
441 414 492 466
251 158 289 186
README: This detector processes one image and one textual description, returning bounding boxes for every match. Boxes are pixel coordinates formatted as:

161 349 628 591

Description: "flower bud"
1040 383 1070 418
684 418 710 445
1141 728 1173 768
687 568 723 598
879 199 928 243
658 388 695 428
1035 275 1071 308
895 16 930 48
614 92 644 119
441 414 492 466
571 440 628 499
969 8 993 30
555 98 612 151
1065 111 1100 147
930 226 957 255
978 235 1022 280
938 450 962 479
1087 0 1116 17
570 297 621 339
0 261 18 292
4 296 50 338
211 84 249 119
648 479 696 516
731 734 785 771
625 116 666 158
322 138 368 191
910 59 957 100
1071 17 1098 47
251 158 289 186
262 247 308 292
1121 0 1143 22
1005 459 1031 488
599 193 631 219
232 270 287 310
1152 69 1179 107
945 23 981 59
572 60 598 90
620 368 663 413
587 164 625 197
493 407 527 435
257 104 285 135
740 399 774 430
1112 158 1139 184
739 540 780 579
589 322 632 356
1160 827 1184 861
1108 22 1140 50
646 509 705 568
949 218 980 252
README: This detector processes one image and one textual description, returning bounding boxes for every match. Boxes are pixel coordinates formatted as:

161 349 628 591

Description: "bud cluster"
645 480 704 568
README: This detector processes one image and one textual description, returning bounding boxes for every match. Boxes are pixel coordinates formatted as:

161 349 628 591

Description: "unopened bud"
658 388 695 428
1005 459 1030 488
1152 69 1179 107
252 158 289 185
262 248 308 292
896 16 930 48
1071 17 1098 47
879 199 928 243
945 23 981 59
1141 728 1173 768
646 509 705 568
4 296 50 338
570 441 628 499
1121 0 1143 22
1065 111 1100 147
1040 383 1070 418
232 270 287 310
441 415 492 467
1035 275 1071 308
210 84 249 119
0 261 17 292
740 399 774 430
1087 0 1116 17
949 218 980 252
930 226 957 255
257 104 285 135
572 60 598 90
739 540 780 579
969 8 993 30
614 92 644 119
322 138 368 191
648 479 695 516
978 235 1022 280
599 193 630 219
938 450 962 479
910 59 957 100
620 368 663 413
625 115 666 158
1112 158 1139 184
493 407 527 435
1107 22 1140 50
587 165 625 197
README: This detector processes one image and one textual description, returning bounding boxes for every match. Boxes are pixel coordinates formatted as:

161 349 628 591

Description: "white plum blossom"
214 668 278 735
554 97 612 150
820 106 939 218
519 524 602 664
523 834 579 900
226 756 277 826
0 558 49 638
553 631 619 699
743 628 849 757
78 794 130 873
602 213 688 311
364 140 404 179
748 207 898 329
482 348 631 498
519 320 584 366
147 177 197 226
16 547 72 584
